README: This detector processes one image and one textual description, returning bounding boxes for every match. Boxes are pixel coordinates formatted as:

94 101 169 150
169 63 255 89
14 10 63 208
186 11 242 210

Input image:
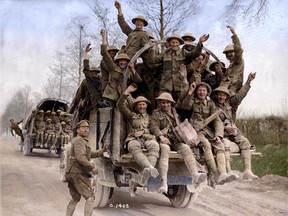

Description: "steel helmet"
156 92 176 104
223 44 234 54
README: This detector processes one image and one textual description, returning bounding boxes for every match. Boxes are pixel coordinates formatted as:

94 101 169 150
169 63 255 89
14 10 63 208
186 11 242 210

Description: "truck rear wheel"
23 136 32 156
59 144 71 182
92 176 113 208
59 150 67 182
167 185 197 208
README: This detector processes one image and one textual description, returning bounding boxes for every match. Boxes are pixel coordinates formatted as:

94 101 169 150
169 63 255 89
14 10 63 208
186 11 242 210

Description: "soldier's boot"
84 197 95 216
44 135 50 148
241 150 259 180
204 151 218 178
35 133 40 147
60 136 64 147
66 199 78 216
40 133 44 147
147 155 158 167
225 149 240 179
158 144 170 193
159 179 168 194
216 151 237 185
52 136 57 150
179 146 206 186
133 151 158 184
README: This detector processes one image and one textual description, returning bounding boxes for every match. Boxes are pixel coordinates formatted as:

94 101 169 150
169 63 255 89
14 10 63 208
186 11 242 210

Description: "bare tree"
223 0 270 25
126 0 200 40
0 86 35 134
87 0 126 48
43 16 93 102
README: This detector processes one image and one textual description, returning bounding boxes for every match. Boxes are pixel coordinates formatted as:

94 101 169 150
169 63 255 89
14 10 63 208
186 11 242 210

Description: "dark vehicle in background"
22 98 69 157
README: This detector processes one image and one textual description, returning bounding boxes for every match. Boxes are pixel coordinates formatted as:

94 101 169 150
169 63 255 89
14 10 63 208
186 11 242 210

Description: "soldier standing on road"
9 119 24 142
65 120 108 216
114 1 149 59
117 84 160 185
221 25 244 121
212 72 259 180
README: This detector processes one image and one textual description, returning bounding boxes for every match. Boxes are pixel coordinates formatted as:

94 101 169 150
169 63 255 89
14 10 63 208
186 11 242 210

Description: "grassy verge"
231 143 288 177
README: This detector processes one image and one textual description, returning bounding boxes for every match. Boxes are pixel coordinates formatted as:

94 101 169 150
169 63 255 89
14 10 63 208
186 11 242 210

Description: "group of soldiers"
65 1 259 215
31 109 73 149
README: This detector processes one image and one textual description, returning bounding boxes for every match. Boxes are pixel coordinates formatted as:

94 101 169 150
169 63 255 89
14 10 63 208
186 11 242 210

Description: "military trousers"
66 173 95 202
128 139 159 168
158 142 198 180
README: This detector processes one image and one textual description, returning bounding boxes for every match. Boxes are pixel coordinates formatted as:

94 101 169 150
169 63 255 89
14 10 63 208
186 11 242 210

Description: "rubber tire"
59 149 68 182
20 141 24 152
169 185 197 208
93 175 113 208
23 136 31 156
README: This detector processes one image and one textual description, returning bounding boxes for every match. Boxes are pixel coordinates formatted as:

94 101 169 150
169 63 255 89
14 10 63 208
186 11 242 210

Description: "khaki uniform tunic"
148 43 203 93
177 94 224 139
215 83 250 128
66 136 103 201
100 59 109 93
101 44 125 102
117 15 149 59
117 94 152 142
83 60 102 107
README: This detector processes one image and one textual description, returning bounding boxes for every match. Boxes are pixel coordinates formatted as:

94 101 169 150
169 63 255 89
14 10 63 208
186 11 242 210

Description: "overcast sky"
1 0 288 117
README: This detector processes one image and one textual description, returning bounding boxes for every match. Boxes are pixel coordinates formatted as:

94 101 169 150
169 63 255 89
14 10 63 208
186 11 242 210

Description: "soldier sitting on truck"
212 72 259 180
60 121 69 146
117 84 160 185
9 119 24 142
150 91 207 193
52 117 62 150
176 79 238 186
34 114 46 147
63 119 73 144
44 118 56 148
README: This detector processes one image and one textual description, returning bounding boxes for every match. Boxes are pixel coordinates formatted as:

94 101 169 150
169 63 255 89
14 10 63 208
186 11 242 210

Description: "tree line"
1 0 270 134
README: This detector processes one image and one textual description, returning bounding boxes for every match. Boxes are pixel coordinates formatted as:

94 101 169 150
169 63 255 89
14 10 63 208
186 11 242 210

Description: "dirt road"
1 137 287 216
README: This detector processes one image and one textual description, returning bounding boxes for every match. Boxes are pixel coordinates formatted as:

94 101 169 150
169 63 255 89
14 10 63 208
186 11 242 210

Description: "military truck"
59 106 261 208
59 43 261 208
22 98 69 157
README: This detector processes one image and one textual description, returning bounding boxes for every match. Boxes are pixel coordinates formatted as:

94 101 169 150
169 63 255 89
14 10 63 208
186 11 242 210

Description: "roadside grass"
231 143 288 177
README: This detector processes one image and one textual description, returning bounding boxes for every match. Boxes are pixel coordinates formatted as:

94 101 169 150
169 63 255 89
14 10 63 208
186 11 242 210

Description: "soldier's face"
135 102 147 114
134 19 144 29
118 59 129 69
159 100 171 113
77 126 90 137
214 64 222 73
225 51 235 62
108 50 117 59
216 92 228 104
90 70 100 78
183 37 193 42
169 39 180 51
196 85 208 101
